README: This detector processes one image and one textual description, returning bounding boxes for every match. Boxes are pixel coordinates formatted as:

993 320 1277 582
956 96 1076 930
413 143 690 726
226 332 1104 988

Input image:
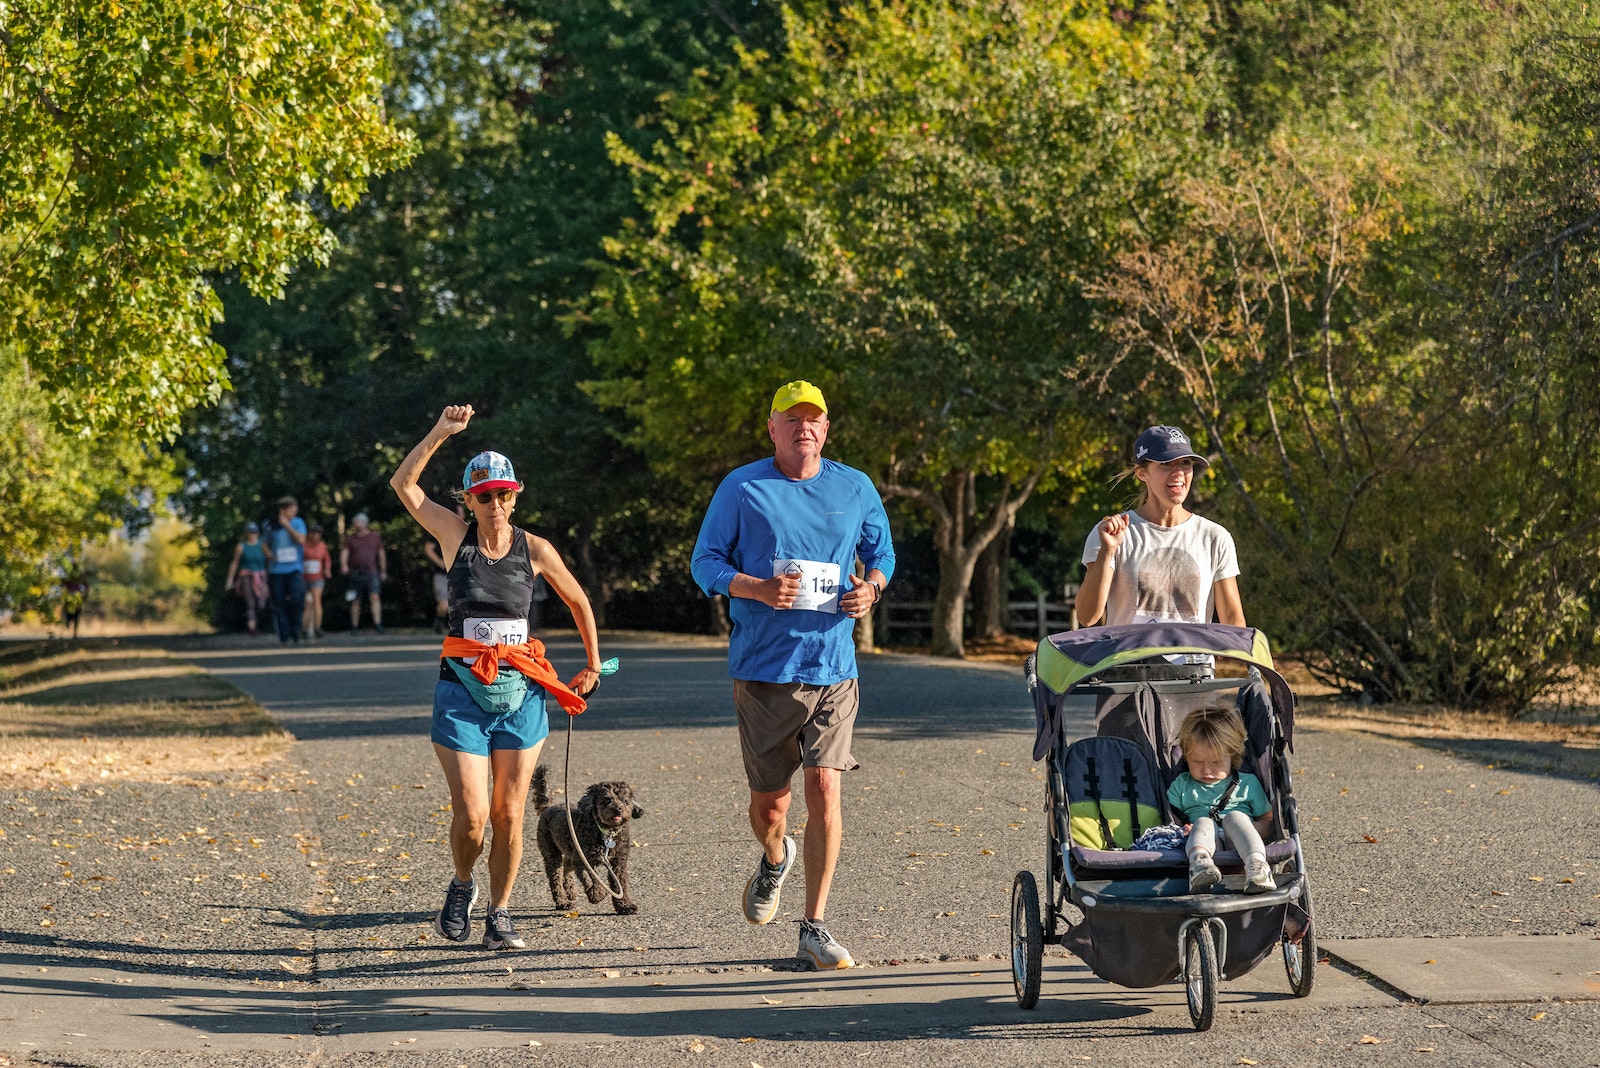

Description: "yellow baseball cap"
771 380 828 414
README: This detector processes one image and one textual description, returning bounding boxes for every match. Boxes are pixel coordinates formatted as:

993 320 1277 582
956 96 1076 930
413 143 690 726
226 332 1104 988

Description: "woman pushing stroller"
1076 425 1245 632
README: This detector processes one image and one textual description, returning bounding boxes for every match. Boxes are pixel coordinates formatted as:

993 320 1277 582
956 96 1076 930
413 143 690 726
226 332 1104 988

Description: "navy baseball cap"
1133 425 1209 468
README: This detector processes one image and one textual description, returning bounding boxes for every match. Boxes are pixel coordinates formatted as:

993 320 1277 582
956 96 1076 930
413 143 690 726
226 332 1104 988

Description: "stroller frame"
1011 623 1316 1031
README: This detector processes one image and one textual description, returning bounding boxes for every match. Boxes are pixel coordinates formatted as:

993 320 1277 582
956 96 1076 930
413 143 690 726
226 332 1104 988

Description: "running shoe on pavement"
742 835 796 925
434 877 478 942
797 918 853 970
483 906 526 950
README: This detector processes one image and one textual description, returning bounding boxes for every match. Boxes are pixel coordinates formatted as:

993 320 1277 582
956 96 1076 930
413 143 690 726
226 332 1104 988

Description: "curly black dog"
532 765 642 915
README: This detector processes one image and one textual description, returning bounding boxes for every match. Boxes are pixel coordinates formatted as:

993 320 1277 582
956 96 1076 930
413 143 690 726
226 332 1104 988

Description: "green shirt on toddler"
1167 771 1270 822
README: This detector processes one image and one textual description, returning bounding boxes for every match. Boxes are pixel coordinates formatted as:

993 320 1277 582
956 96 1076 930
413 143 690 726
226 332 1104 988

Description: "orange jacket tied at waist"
440 636 587 716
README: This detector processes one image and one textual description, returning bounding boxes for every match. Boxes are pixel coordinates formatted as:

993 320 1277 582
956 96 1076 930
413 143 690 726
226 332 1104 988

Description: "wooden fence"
877 584 1080 642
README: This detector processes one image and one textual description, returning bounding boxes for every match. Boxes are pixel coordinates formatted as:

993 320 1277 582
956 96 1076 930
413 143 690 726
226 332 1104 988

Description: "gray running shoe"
797 918 853 970
1188 854 1222 894
742 835 796 925
434 877 478 942
1244 855 1277 893
483 906 526 950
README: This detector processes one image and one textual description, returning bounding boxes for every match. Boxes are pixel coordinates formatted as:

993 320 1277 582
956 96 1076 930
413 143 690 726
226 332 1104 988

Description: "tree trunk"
930 548 980 657
709 594 731 637
576 537 606 629
853 560 875 653
887 467 1044 659
970 516 1013 640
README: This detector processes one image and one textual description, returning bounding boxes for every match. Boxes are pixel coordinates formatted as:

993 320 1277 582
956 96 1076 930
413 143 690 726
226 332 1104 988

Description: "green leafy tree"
182 0 776 627
0 0 414 440
0 357 176 615
1089 1 1600 711
0 0 411 614
588 0 1225 655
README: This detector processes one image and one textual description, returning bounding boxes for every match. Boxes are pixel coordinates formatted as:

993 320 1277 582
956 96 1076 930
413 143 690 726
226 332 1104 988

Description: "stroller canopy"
1031 623 1296 758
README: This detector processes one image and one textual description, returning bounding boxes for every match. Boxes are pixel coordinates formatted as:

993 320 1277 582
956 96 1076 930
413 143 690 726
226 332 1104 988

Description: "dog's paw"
614 902 639 916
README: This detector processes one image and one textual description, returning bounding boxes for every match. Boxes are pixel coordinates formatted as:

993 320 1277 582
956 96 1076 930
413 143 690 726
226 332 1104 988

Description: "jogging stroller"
1011 623 1315 1030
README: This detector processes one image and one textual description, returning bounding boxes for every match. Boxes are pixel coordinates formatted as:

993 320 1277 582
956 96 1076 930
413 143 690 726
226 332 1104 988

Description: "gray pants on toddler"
1187 809 1265 860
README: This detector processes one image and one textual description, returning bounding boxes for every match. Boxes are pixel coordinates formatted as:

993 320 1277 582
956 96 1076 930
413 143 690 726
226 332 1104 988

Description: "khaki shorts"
733 678 861 793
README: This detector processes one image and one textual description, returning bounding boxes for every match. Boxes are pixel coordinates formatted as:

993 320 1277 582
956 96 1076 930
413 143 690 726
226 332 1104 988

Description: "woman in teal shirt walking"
224 522 270 634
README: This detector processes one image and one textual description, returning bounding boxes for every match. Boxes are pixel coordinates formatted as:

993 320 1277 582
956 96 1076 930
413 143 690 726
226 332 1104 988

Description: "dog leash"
560 656 625 900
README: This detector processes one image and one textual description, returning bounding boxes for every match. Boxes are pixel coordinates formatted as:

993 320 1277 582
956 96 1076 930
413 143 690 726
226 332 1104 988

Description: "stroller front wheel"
1010 870 1043 1009
1182 921 1219 1031
1283 877 1316 998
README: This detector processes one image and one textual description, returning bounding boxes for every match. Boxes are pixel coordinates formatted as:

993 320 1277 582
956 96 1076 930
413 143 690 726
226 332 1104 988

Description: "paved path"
1 632 1596 1066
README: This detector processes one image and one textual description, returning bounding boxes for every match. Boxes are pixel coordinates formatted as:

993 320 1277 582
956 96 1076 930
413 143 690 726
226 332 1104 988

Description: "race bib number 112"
774 559 841 614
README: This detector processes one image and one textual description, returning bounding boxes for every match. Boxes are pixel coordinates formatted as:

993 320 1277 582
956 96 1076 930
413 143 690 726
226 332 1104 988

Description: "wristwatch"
866 578 884 602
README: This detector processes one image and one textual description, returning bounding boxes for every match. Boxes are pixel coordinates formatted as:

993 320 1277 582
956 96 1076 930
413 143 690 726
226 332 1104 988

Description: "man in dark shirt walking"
341 512 388 634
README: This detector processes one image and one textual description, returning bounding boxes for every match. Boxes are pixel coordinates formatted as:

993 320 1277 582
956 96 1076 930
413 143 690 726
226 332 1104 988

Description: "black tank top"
440 523 537 678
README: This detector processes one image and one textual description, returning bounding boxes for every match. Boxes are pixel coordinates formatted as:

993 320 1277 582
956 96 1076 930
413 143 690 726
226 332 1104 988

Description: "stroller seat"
1058 703 1297 880
1070 837 1298 875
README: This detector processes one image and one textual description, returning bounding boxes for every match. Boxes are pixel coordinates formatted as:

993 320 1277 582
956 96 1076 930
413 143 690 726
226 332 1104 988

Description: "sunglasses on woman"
472 488 515 505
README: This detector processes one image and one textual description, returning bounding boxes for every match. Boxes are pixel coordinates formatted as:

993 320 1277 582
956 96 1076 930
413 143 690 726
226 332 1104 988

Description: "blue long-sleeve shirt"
265 517 307 575
691 457 895 684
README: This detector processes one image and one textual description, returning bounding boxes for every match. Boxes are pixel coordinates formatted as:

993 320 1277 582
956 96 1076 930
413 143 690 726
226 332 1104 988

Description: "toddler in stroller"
1169 706 1276 893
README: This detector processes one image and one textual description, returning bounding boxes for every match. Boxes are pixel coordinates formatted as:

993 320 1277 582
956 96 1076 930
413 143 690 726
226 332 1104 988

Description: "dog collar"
596 816 621 841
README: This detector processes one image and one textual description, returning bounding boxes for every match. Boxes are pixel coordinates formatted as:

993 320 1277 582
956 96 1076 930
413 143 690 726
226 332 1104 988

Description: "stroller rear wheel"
1182 921 1219 1031
1282 877 1316 998
1010 870 1043 1009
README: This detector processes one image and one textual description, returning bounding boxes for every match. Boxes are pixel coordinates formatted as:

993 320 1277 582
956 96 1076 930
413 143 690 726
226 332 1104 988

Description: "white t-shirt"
1081 511 1240 627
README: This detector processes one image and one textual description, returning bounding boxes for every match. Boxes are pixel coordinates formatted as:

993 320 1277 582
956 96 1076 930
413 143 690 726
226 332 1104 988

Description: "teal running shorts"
431 678 549 755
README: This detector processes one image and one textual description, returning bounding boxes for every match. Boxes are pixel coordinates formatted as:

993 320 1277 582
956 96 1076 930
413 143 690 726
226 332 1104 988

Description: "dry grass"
880 638 1598 774
0 641 291 788
881 633 1039 664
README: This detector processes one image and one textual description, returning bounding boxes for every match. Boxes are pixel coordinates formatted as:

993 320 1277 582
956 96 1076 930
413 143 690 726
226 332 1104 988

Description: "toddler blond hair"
1177 705 1247 769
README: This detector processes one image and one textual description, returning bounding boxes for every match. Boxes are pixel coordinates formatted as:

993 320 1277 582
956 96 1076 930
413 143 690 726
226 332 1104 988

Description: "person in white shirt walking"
1076 425 1245 631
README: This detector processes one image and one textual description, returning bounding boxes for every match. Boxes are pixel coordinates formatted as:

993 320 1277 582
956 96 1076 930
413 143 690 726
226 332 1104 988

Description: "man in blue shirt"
691 380 895 971
264 495 308 645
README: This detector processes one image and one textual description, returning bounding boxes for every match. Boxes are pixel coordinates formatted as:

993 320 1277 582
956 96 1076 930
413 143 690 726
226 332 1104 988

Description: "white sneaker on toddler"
1188 852 1222 893
1244 853 1277 893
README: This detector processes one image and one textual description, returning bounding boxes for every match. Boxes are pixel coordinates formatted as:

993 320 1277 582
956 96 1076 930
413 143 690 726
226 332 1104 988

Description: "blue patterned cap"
462 451 520 493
